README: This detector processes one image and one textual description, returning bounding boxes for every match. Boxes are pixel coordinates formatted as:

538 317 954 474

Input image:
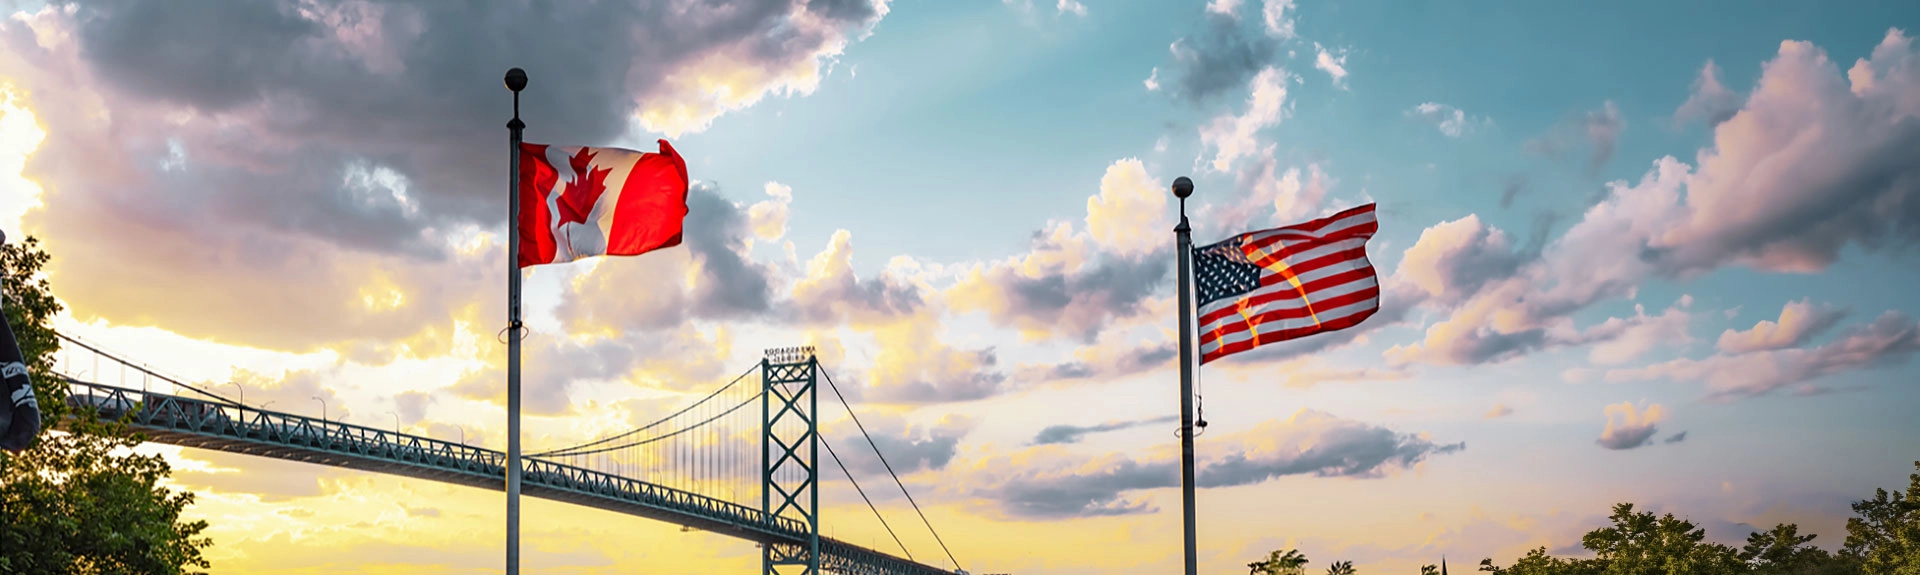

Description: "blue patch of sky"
674 0 1204 274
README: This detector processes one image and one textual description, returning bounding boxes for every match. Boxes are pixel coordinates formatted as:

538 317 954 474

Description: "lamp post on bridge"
311 396 327 423
226 382 243 406
388 411 401 436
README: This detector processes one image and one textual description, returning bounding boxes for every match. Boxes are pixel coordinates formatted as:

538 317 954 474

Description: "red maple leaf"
556 147 613 226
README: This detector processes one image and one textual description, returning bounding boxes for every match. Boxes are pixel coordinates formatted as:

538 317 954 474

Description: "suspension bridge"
49 334 967 575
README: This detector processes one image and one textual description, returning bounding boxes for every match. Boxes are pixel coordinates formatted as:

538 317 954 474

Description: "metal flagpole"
503 67 528 575
1171 176 1198 575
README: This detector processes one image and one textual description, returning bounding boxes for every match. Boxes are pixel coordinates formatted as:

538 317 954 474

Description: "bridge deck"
61 379 954 575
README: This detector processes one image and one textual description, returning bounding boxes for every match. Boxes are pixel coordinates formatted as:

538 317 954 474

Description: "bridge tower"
761 347 820 575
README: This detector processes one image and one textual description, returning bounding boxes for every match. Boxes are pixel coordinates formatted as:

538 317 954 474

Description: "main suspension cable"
819 368 963 571
819 427 915 561
540 391 765 458
530 364 758 457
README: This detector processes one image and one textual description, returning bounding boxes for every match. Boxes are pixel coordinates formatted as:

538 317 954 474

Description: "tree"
1580 503 1746 574
1421 565 1437 575
0 235 215 574
1325 559 1354 575
1740 523 1857 575
1844 461 1920 574
2 236 65 422
1252 548 1311 575
1478 547 1604 575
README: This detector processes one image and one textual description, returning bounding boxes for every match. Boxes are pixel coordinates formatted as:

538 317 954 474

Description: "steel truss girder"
59 376 953 575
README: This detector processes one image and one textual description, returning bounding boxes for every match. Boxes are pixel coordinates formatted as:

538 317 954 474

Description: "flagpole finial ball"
1172 177 1194 199
505 68 528 93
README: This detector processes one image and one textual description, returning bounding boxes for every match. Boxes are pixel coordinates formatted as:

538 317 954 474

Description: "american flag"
1193 203 1381 364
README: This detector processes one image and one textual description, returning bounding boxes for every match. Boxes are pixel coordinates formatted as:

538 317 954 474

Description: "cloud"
555 185 776 334
1206 0 1243 18
1144 67 1161 91
1203 158 1332 237
855 311 1009 405
789 229 925 327
1579 297 1695 366
945 159 1174 343
972 409 1463 519
1526 101 1625 174
448 324 734 414
2 1 881 351
1663 431 1689 444
230 367 355 422
1083 158 1171 258
1262 0 1297 39
169 448 353 502
1385 31 1920 370
746 182 793 241
1167 14 1282 103
1675 60 1741 127
1485 403 1514 419
1313 43 1349 88
1386 284 1693 368
1407 102 1482 138
1647 30 1920 274
1198 66 1292 172
1607 310 1920 400
1390 214 1529 309
1276 365 1411 388
826 414 974 477
1500 174 1528 207
1056 0 1087 17
394 390 431 426
1017 339 1176 384
1597 401 1666 450
1716 299 1848 354
946 248 1168 344
1031 416 1177 445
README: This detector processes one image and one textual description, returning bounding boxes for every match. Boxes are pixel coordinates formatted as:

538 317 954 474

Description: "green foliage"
0 417 214 574
1459 461 1920 575
1251 548 1311 575
1 235 67 422
1844 461 1920 574
1580 503 1746 574
1421 565 1438 575
1740 523 1857 575
0 235 214 574
1325 559 1354 575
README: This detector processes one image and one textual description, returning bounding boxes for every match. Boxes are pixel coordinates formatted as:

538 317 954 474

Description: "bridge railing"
58 378 812 541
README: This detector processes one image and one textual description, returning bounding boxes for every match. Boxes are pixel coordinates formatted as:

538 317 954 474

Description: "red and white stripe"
1197 204 1381 364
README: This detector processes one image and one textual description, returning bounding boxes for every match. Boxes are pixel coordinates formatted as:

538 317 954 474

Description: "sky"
2 0 1918 573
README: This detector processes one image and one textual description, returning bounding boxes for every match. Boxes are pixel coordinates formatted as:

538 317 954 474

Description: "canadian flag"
517 139 690 268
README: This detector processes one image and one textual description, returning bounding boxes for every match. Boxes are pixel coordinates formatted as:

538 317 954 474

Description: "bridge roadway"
60 378 956 575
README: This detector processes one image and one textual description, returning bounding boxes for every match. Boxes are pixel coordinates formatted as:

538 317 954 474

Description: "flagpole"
503 67 528 575
1171 176 1198 575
